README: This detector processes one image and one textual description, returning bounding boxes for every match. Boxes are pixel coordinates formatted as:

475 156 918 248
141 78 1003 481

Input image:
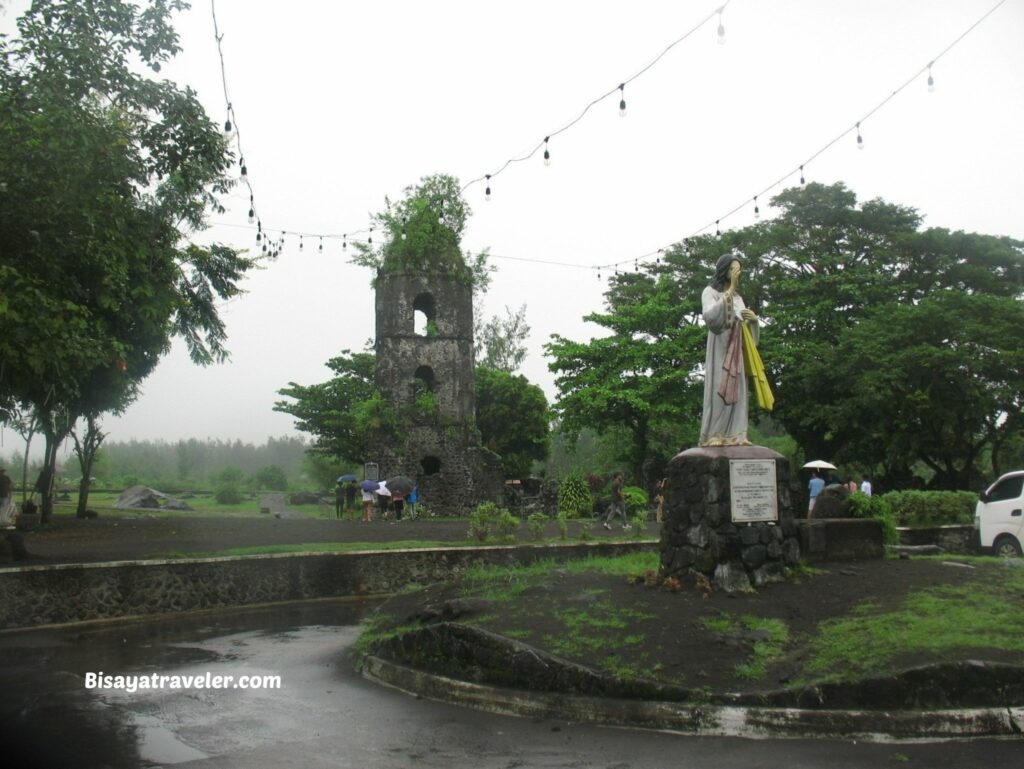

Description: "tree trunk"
37 432 58 524
20 425 35 505
71 415 106 518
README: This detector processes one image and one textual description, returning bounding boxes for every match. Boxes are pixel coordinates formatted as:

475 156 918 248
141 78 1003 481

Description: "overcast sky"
3 0 1023 452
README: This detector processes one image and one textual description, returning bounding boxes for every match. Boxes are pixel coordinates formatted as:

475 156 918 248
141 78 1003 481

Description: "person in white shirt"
860 475 872 496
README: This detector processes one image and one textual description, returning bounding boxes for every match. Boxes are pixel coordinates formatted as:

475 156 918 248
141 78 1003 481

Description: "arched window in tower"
413 365 436 395
421 456 442 475
413 292 437 337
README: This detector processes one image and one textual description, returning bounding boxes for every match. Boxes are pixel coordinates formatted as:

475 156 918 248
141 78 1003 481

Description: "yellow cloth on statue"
741 321 774 411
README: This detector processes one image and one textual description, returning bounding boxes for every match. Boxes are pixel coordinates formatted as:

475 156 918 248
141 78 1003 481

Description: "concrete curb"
357 653 1024 742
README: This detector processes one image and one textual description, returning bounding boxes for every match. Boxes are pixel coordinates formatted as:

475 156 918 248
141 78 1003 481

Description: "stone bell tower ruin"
370 264 502 514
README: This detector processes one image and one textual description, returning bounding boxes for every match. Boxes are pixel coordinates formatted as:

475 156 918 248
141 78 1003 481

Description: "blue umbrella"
337 474 358 482
360 479 380 492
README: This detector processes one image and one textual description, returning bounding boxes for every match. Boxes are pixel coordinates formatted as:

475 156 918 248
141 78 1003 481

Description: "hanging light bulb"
754 196 760 218
597 269 602 280
247 194 255 224
618 83 626 117
369 226 374 245
715 220 721 237
799 165 806 185
485 174 492 201
856 122 864 149
256 231 261 243
927 61 935 92
299 235 304 251
717 8 726 44
401 218 408 240
318 237 323 253
223 110 233 137
543 136 551 166
343 234 347 250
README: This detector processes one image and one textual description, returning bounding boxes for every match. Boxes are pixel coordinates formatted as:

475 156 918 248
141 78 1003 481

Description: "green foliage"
881 490 977 527
546 181 1024 490
557 472 593 518
214 486 244 505
556 512 568 540
847 492 898 545
630 512 648 538
805 568 1024 681
493 509 520 542
274 349 378 465
622 486 648 516
475 366 550 479
526 511 548 541
350 174 493 292
413 390 439 418
254 465 288 491
0 0 258 510
475 304 530 373
467 501 498 542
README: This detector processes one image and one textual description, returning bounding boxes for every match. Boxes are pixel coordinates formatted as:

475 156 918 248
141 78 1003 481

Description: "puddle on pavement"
0 597 382 768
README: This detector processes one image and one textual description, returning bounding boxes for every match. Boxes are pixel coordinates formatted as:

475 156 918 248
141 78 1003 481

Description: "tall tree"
474 367 549 478
0 1 257 519
545 269 707 486
545 182 1024 489
475 304 530 372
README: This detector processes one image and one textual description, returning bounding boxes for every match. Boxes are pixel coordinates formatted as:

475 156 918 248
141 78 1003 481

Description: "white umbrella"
375 482 392 496
802 460 837 470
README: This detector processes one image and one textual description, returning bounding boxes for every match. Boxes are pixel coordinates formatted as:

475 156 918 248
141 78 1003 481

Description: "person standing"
860 475 873 497
0 467 14 528
846 478 858 494
808 471 825 518
603 472 628 530
390 490 406 522
654 478 666 524
345 480 357 515
334 482 345 519
361 486 374 522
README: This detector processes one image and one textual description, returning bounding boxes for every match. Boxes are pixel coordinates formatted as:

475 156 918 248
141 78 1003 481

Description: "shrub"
527 511 548 541
882 490 976 527
494 509 520 542
848 492 898 545
630 511 647 538
215 486 244 505
557 472 593 518
556 512 568 540
468 501 497 542
622 486 648 517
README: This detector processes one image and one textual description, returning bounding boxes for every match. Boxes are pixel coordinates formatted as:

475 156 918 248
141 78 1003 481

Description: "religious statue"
699 253 772 446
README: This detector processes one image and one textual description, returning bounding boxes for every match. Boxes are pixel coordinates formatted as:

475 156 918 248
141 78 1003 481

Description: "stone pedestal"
659 445 801 592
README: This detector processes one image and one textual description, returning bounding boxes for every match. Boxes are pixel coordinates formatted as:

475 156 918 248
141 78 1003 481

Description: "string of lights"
594 0 1009 274
205 0 1008 280
461 2 733 198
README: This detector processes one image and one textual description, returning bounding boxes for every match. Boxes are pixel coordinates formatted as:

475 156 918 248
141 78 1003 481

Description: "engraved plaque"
729 459 778 523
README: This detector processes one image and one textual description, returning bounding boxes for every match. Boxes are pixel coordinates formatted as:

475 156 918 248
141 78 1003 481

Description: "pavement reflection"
1 598 1020 769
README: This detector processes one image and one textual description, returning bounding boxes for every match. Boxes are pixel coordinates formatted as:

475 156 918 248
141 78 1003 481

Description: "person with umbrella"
385 476 415 523
359 479 379 522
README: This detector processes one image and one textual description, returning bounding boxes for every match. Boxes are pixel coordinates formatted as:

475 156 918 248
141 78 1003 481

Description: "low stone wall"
798 519 884 562
897 525 975 554
0 541 654 631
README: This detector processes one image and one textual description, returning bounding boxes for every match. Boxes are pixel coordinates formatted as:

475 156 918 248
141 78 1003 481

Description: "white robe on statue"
699 285 758 446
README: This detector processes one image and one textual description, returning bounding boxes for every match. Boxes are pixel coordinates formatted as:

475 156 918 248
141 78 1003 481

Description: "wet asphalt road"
0 600 1020 769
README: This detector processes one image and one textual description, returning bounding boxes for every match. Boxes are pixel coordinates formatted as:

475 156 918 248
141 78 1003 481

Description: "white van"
974 470 1024 557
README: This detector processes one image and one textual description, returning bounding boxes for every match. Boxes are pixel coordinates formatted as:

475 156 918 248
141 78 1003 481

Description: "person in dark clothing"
602 472 628 530
334 483 345 519
345 481 357 513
